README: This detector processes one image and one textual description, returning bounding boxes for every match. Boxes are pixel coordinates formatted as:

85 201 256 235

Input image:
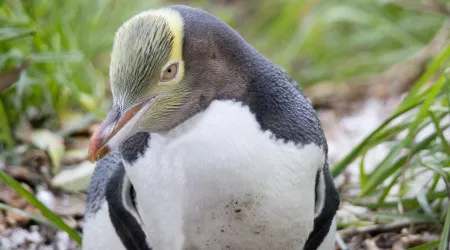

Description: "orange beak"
88 101 148 162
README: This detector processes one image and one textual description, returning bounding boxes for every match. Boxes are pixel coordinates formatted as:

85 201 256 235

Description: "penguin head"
89 6 253 162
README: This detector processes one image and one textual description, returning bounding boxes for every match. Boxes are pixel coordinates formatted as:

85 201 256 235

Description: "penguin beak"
88 100 149 162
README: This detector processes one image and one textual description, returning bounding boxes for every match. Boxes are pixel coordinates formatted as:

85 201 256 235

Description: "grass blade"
361 129 441 196
331 99 423 177
439 203 450 250
0 28 34 42
409 240 440 250
429 111 450 155
401 42 450 108
403 79 444 146
355 190 448 210
0 99 14 149
0 202 54 228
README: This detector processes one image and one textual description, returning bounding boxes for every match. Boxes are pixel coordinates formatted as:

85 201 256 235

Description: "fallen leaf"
0 61 29 93
364 238 381 250
6 208 30 226
7 166 41 183
0 182 43 227
62 216 77 229
0 182 30 209
30 129 65 173
20 149 49 169
53 193 86 217
51 161 95 192
61 149 88 166
0 211 6 231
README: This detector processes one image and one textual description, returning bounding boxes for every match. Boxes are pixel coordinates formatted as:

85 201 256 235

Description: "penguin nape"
83 5 340 250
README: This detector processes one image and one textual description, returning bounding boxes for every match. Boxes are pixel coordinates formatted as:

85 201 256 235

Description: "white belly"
124 100 325 250
82 201 126 250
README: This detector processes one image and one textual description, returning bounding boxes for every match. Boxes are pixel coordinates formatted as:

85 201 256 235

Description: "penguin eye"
160 62 179 82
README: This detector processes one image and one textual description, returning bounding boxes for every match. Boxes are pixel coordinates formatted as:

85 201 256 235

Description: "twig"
335 232 349 250
338 220 429 240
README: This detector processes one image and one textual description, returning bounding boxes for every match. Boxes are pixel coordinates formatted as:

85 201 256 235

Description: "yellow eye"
160 62 179 82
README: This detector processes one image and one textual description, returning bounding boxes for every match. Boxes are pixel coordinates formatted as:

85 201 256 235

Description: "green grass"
331 36 450 248
1 0 449 248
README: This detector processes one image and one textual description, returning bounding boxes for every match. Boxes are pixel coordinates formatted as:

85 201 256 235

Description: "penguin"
83 5 340 250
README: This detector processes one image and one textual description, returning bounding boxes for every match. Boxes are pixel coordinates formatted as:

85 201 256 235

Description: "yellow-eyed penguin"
83 5 340 250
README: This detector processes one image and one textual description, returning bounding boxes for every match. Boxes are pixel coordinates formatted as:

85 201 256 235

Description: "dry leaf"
0 61 29 93
30 129 65 173
0 211 7 231
6 209 29 226
51 161 95 192
7 166 41 182
53 193 86 217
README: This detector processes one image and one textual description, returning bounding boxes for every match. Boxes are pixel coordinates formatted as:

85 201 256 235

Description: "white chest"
124 100 325 250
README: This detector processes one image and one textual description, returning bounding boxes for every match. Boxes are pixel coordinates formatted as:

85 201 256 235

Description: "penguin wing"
84 151 126 250
105 163 151 250
304 163 340 250
84 151 151 250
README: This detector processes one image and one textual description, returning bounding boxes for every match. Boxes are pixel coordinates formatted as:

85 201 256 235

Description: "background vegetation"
0 0 449 249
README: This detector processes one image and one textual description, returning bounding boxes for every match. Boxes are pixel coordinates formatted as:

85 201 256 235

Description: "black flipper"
304 165 340 250
106 163 152 250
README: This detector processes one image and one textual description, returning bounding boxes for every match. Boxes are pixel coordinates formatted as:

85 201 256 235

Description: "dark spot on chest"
199 94 208 109
224 194 263 222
